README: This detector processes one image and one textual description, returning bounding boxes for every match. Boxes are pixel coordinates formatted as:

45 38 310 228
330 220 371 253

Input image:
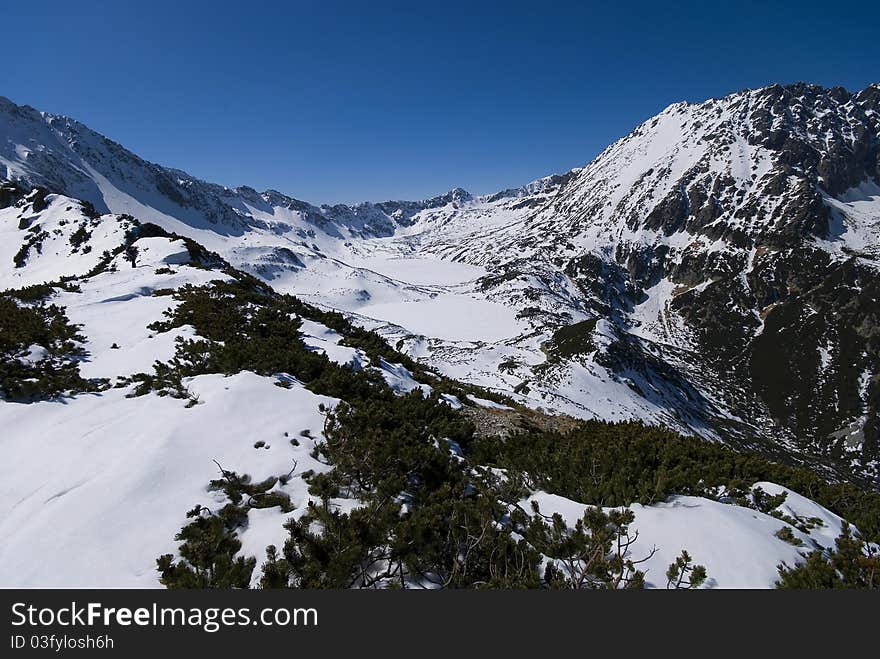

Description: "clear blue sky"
4 0 878 204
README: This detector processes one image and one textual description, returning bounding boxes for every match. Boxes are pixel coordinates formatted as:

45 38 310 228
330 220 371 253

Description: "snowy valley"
1 83 879 589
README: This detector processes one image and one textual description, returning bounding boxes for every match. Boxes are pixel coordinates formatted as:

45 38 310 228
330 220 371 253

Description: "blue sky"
4 0 878 203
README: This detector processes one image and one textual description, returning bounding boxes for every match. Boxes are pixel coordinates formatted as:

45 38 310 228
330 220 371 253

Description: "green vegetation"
4 215 862 589
68 223 92 250
542 318 598 363
130 279 388 403
264 424 646 588
776 523 879 588
141 276 714 588
3 280 81 302
157 460 302 588
774 526 804 546
28 187 50 213
518 504 652 589
157 504 256 588
665 550 708 589
162 387 714 589
143 258 880 589
2 188 871 589
0 289 101 401
13 225 49 268
472 421 880 544
79 200 101 219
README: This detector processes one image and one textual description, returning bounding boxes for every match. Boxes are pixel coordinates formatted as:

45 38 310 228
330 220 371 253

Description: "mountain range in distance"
1 82 879 588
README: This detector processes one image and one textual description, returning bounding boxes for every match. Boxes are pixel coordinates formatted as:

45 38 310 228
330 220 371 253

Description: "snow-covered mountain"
2 84 880 588
4 83 878 484
0 187 870 588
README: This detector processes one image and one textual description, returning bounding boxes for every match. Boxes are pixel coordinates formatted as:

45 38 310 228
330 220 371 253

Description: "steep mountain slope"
333 83 880 483
2 83 879 487
2 188 876 588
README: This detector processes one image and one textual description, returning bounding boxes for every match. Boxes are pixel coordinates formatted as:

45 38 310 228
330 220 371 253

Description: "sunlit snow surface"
3 84 880 586
528 484 847 589
0 373 335 587
0 195 859 588
359 295 524 342
4 89 878 437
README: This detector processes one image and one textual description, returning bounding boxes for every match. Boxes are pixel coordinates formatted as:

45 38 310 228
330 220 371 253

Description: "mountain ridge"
3 83 880 588
4 79 878 210
2 82 879 486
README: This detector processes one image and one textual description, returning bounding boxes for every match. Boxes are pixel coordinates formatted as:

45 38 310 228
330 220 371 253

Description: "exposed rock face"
384 82 880 484
538 84 880 482
2 83 879 485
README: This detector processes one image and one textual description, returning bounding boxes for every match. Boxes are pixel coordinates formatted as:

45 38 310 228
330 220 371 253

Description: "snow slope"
0 372 335 587
6 87 877 456
2 84 880 586
528 485 848 589
5 85 880 478
0 190 870 588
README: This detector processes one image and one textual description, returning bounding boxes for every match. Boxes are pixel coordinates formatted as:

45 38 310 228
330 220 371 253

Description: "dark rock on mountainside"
2 83 879 486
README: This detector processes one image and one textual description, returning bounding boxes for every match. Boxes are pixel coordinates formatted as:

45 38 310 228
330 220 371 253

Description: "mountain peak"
437 186 472 205
2 83 879 590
